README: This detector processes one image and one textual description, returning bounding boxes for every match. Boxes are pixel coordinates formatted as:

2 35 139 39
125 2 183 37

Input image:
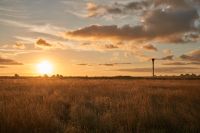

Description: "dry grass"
0 79 200 133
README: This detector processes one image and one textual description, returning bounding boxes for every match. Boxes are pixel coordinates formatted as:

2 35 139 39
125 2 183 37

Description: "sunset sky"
0 0 200 76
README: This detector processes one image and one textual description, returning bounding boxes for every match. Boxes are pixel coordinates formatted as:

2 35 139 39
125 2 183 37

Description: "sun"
37 61 53 75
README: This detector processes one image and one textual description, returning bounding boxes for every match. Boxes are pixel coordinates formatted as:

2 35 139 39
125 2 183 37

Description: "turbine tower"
152 58 155 77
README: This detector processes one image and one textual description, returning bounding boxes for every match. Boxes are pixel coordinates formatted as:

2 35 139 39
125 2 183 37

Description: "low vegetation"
0 79 199 133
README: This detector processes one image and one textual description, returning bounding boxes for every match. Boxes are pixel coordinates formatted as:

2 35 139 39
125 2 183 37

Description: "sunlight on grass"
0 79 199 133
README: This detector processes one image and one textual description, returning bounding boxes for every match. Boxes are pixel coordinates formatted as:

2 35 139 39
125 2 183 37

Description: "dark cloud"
99 62 132 66
77 0 200 45
86 1 149 17
80 42 119 50
162 62 187 65
67 25 144 40
139 55 174 62
99 63 115 66
77 62 132 67
180 49 200 62
154 0 189 8
163 61 200 65
86 0 200 17
36 38 52 47
67 7 198 43
159 55 174 60
77 64 89 66
114 63 132 65
117 67 199 73
77 64 93 66
104 44 118 49
193 0 200 4
188 33 200 40
154 0 200 9
107 7 123 14
0 57 23 65
0 66 7 68
125 1 150 10
142 8 199 43
143 44 157 51
86 0 169 18
81 42 91 46
189 62 200 65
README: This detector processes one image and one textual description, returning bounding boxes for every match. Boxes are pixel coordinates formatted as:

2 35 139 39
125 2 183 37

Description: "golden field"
0 78 200 133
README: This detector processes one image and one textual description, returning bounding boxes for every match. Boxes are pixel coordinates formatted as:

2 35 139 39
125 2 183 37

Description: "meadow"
0 78 199 133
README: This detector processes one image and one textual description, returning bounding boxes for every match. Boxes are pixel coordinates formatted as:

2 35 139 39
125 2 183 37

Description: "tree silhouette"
14 74 20 78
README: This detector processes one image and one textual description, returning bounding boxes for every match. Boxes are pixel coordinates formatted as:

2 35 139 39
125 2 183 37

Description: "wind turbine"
152 58 155 77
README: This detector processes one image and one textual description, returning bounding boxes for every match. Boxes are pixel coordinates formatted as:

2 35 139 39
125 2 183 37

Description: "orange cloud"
142 44 157 51
36 38 52 47
13 42 25 49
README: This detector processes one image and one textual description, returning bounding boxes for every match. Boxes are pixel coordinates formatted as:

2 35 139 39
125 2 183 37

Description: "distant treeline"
0 73 200 80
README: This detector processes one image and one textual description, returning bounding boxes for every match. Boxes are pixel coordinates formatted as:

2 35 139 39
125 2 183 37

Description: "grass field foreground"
0 79 200 133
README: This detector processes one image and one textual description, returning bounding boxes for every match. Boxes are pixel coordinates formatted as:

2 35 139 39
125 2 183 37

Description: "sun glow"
37 61 53 75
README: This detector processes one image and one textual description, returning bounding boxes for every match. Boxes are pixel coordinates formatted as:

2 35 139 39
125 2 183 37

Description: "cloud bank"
0 57 23 65
66 2 199 44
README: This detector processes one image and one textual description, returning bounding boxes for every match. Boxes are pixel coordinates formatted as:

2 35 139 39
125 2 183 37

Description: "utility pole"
152 58 155 77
